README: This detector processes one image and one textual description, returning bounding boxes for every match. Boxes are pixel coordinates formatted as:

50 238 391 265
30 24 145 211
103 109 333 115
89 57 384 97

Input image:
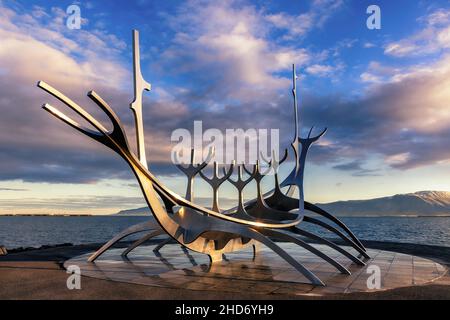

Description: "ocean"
0 216 449 250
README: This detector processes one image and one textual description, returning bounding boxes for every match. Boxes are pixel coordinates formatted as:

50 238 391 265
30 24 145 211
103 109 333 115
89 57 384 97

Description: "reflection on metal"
280 65 327 215
174 148 213 201
199 161 234 212
227 165 256 219
245 161 298 221
38 30 368 286
86 219 158 262
122 229 165 257
130 29 151 169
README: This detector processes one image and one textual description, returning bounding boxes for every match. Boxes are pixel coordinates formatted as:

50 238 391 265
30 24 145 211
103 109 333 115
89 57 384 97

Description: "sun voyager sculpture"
37 30 369 286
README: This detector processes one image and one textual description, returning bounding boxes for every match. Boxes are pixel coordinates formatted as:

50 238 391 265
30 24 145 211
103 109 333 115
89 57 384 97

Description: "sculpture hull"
121 147 256 262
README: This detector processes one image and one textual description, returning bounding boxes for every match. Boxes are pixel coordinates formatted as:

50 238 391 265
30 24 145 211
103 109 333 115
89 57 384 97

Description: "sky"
1 0 450 215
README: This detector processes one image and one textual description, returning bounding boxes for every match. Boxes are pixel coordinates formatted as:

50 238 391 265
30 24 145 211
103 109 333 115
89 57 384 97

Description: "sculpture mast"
292 64 299 144
280 64 303 198
291 64 300 176
282 64 327 207
130 29 151 169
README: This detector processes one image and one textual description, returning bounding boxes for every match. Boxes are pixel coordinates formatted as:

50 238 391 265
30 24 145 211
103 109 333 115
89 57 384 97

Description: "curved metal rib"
243 186 368 256
175 147 214 201
201 224 325 286
41 104 103 141
258 148 296 211
199 161 234 212
122 229 166 257
244 161 299 221
290 227 365 266
226 165 254 218
88 219 159 262
38 82 108 135
304 202 366 251
38 82 302 230
303 216 370 259
259 228 350 275
251 235 324 285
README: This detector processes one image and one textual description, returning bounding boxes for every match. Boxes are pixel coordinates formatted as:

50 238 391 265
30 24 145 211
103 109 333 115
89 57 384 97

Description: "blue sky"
1 0 450 214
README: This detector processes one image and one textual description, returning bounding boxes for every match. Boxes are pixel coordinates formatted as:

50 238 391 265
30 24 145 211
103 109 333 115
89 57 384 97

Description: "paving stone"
64 243 444 296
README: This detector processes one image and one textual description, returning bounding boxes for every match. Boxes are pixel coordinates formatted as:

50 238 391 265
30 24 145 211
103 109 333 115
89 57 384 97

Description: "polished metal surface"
226 165 256 219
38 31 369 286
87 219 159 262
174 148 213 201
244 161 298 221
280 65 327 216
130 29 151 169
199 161 234 212
37 80 317 282
122 229 165 257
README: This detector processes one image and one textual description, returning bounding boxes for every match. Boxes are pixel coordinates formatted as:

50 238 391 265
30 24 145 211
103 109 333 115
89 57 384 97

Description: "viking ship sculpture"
37 30 369 286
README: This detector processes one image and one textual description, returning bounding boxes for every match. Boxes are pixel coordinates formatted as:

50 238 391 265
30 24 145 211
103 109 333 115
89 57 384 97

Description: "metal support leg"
305 202 366 251
122 229 166 257
88 219 159 262
291 227 365 266
303 216 370 259
260 228 350 275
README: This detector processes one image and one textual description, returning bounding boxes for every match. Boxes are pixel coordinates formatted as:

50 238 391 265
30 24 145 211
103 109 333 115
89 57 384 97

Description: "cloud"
306 64 340 77
332 160 379 177
360 61 401 83
0 1 306 184
1 0 450 189
359 56 450 134
265 12 314 39
332 160 364 171
310 54 450 172
419 8 450 26
385 153 411 166
384 8 450 57
0 3 137 183
360 72 382 83
160 0 316 104
264 0 345 41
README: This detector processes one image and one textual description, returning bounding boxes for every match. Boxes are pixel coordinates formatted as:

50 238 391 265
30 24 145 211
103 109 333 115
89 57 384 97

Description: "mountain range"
315 191 450 216
113 191 450 217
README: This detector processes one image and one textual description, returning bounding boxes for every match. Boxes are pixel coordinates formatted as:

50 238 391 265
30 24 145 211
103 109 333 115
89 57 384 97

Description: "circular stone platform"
65 242 447 296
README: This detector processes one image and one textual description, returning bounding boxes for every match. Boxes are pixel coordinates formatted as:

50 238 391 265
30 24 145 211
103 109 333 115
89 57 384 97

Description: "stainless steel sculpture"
37 30 368 286
130 30 151 169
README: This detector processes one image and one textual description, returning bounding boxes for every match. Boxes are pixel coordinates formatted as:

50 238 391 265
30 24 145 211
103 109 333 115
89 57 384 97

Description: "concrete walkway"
0 241 449 299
